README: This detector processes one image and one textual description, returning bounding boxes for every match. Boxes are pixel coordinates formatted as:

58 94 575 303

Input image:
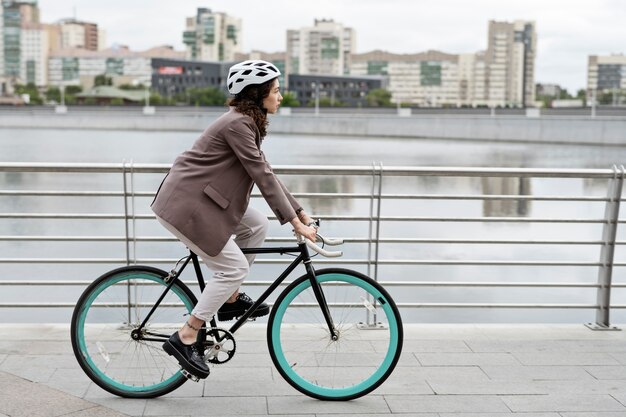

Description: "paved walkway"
0 323 625 417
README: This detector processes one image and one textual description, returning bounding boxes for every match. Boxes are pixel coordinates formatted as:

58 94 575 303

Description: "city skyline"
39 0 625 93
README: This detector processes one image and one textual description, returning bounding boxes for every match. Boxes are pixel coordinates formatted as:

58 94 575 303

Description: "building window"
105 58 124 75
420 61 442 87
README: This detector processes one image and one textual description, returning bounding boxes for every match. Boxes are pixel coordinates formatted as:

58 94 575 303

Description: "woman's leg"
156 216 249 343
226 206 269 301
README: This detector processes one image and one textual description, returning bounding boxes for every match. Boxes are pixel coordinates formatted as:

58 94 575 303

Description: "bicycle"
70 230 403 401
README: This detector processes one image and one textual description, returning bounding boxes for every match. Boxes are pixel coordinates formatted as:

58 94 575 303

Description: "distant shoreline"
1 107 625 146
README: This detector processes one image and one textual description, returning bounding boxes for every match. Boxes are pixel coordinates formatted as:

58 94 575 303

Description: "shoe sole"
162 340 210 379
217 306 270 322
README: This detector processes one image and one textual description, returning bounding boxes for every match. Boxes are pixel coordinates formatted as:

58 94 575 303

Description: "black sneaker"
217 292 270 321
162 331 210 379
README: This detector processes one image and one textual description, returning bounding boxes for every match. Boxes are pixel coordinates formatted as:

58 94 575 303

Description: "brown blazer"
151 107 302 256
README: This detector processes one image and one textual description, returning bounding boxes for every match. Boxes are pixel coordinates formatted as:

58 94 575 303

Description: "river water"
2 124 626 324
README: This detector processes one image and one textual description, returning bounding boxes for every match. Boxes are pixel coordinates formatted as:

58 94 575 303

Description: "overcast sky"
40 0 625 93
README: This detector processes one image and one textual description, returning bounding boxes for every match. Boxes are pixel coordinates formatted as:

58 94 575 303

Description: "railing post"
361 162 386 330
587 165 623 331
122 160 131 266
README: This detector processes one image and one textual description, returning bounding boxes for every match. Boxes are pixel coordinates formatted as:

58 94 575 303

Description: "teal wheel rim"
270 272 400 398
76 272 193 393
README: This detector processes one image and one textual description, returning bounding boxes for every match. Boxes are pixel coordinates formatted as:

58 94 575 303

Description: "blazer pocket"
203 183 230 209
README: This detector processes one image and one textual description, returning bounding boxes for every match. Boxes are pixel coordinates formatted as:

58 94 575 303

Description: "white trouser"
156 206 269 322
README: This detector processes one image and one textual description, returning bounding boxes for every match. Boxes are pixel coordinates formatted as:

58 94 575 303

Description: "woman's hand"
292 220 318 242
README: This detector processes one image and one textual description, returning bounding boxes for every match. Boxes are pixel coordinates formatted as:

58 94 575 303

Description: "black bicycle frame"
138 241 337 341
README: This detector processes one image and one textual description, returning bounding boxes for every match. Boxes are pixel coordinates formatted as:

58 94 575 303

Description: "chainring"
201 327 236 365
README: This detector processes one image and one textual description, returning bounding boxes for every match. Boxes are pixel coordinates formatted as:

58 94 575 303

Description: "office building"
287 74 385 107
151 57 231 97
351 50 463 107
48 45 184 88
183 8 241 61
286 19 355 84
587 54 626 93
351 20 536 108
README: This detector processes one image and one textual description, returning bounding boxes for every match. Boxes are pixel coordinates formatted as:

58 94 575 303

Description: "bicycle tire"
71 265 197 398
267 268 403 401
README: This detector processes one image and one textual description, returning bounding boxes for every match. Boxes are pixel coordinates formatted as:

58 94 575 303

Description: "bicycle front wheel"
267 268 403 401
71 266 197 398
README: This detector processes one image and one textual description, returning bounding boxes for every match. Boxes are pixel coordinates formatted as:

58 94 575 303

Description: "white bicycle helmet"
227 60 281 95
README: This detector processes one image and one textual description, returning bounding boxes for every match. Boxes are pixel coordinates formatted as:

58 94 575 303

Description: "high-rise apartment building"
351 20 536 107
485 20 536 107
587 54 626 94
183 8 241 61
286 19 355 84
0 0 48 87
350 50 461 106
57 19 101 51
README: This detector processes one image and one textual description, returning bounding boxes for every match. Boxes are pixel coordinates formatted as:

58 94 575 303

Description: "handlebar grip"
305 239 343 258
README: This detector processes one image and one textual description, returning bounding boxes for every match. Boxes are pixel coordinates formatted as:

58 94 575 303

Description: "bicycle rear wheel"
267 268 403 400
71 266 197 398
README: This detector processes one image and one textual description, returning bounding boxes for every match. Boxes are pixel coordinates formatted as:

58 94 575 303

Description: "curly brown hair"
227 77 277 137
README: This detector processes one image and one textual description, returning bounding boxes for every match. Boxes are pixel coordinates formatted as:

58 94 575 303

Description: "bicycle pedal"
180 369 200 382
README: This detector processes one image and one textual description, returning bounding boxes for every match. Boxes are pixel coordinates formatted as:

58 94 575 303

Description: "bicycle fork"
304 259 338 341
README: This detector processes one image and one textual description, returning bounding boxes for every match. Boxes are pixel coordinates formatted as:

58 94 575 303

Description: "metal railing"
1 162 625 328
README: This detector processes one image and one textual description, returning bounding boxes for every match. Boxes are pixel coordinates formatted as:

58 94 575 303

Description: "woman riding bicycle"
151 60 318 378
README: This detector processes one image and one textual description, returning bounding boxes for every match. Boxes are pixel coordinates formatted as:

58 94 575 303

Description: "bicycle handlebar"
296 233 344 258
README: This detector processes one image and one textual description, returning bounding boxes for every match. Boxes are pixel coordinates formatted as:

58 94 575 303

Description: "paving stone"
614 392 626 407
481 364 597 380
203 377 298 397
532 379 626 395
586 366 626 380
439 414 559 417
415 352 520 366
62 407 132 417
368 367 434 395
44 372 92 398
560 413 626 417
0 371 127 417
612 353 626 365
268 395 390 414
502 394 626 412
466 340 565 353
399 339 472 353
428 379 543 395
143 397 267 416
84 397 147 417
513 352 621 366
385 394 510 413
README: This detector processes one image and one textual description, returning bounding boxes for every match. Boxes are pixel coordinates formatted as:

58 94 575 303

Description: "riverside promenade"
1 323 625 417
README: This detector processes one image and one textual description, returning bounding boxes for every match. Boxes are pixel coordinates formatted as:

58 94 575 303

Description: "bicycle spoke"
72 267 194 397
268 270 402 400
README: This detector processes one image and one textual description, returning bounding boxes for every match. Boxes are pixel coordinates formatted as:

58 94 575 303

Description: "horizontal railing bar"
0 258 602 266
0 280 609 288
2 302 622 309
0 213 610 224
0 190 126 197
1 189 610 202
0 236 609 245
0 163 618 178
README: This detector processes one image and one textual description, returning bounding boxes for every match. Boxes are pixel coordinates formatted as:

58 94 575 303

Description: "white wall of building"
20 26 48 86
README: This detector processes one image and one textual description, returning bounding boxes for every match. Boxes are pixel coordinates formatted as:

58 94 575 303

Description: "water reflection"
482 177 532 217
